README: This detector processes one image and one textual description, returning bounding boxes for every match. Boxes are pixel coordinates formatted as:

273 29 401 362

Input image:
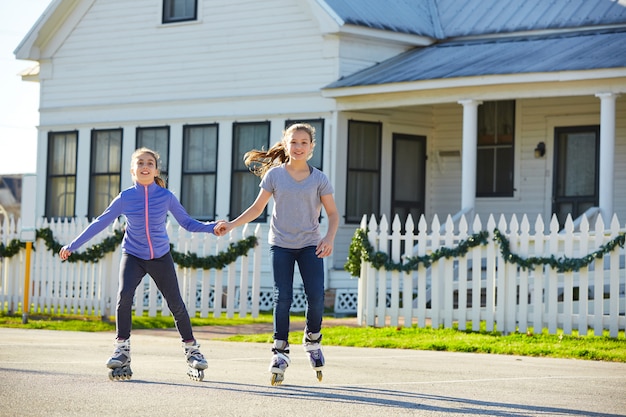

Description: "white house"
14 0 626 306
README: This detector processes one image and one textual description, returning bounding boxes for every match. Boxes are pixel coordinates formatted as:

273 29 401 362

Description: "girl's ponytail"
154 176 166 188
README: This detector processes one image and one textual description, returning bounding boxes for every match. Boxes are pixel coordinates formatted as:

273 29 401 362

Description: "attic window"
162 0 197 24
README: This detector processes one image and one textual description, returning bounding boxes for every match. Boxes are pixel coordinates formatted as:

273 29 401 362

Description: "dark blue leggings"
116 252 194 342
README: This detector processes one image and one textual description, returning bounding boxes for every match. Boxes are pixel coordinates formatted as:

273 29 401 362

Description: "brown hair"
131 147 166 187
244 123 316 178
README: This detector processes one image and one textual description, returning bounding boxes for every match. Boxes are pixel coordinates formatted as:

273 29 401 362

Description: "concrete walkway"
1 326 625 417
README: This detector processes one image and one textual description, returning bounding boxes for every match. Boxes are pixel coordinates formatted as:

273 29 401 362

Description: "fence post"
19 174 37 324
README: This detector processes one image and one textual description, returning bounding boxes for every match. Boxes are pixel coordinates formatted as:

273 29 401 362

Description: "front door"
552 126 600 227
392 133 426 227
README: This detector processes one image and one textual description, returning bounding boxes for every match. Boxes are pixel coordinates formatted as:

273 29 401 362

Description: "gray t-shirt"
260 164 334 249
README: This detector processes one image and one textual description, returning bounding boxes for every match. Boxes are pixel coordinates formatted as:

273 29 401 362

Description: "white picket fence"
0 216 265 319
357 213 625 337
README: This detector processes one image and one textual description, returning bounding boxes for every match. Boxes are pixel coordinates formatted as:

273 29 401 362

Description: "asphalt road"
1 327 625 417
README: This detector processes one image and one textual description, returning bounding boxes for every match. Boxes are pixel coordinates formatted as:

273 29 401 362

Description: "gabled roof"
326 28 626 89
321 0 626 39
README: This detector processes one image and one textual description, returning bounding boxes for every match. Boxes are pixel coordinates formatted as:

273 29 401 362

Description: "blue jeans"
270 245 325 341
116 252 194 342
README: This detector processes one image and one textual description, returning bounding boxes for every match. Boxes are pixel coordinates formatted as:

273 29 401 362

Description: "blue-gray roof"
322 0 626 38
326 29 626 88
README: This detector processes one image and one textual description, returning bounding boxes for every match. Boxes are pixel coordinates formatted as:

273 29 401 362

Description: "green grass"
1 312 624 362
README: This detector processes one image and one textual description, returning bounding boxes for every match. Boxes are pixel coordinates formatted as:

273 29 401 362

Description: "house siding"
40 0 337 112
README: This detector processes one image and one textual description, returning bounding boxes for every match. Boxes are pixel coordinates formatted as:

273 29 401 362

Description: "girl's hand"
59 246 71 261
316 239 333 258
214 221 232 237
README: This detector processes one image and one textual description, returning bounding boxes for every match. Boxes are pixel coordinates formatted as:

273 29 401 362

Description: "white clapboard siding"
43 0 338 110
357 213 625 337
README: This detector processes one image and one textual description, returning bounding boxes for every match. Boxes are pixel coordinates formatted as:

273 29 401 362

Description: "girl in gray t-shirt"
215 123 338 385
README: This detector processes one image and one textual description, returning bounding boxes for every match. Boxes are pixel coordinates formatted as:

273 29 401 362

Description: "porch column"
595 93 619 221
458 99 482 212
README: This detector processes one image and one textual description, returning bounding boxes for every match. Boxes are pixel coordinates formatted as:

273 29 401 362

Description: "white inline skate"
269 340 290 386
184 340 208 381
303 332 324 382
106 339 132 381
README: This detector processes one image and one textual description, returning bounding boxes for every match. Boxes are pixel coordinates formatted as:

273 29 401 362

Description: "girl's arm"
168 193 217 234
59 195 123 260
316 193 339 258
216 189 271 235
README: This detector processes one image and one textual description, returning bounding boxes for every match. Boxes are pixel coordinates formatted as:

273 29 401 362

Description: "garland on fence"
0 227 258 270
493 229 625 273
344 228 489 277
344 227 626 277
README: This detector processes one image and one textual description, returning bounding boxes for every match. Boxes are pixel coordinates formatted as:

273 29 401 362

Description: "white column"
458 99 482 213
595 93 619 221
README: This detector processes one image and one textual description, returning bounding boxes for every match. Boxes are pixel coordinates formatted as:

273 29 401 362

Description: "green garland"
344 227 625 277
0 227 257 271
493 228 625 273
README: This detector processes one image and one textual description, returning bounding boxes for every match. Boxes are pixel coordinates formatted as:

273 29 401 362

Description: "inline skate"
106 339 132 381
269 340 290 386
184 340 208 381
303 332 324 381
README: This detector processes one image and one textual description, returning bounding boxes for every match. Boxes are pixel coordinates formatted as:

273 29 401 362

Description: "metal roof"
320 0 439 37
321 0 626 39
325 29 626 88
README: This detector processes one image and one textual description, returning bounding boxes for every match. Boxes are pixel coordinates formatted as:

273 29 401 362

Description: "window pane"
348 123 381 169
562 132 596 196
184 125 217 172
346 172 379 221
163 0 197 23
230 122 269 220
48 176 76 218
494 147 514 194
476 148 495 195
182 124 218 220
46 131 77 219
346 121 381 223
90 129 122 218
182 175 216 219
89 175 120 217
476 100 515 197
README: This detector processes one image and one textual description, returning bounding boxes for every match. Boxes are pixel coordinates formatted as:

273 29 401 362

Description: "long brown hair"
131 147 166 187
244 123 316 178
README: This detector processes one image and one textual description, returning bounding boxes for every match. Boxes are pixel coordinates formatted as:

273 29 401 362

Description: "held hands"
316 238 334 258
213 220 233 237
59 246 71 261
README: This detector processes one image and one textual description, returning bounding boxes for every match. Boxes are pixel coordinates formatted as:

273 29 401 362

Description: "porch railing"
354 213 625 337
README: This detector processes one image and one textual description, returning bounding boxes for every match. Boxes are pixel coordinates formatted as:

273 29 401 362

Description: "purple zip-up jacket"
65 182 216 260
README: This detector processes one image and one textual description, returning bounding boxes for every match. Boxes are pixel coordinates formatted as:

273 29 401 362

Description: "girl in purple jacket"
60 148 217 381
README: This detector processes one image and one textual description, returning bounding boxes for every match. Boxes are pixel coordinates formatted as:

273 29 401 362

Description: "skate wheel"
187 367 204 382
270 373 284 386
109 366 132 381
316 370 323 382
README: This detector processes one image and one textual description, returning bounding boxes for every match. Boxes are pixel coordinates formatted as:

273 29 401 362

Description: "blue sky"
0 0 53 175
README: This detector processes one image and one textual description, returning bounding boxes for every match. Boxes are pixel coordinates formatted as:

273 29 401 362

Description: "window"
477 100 515 197
89 129 122 219
230 122 270 221
345 121 381 224
45 131 78 219
182 124 218 220
285 119 324 170
137 126 170 183
162 0 197 23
